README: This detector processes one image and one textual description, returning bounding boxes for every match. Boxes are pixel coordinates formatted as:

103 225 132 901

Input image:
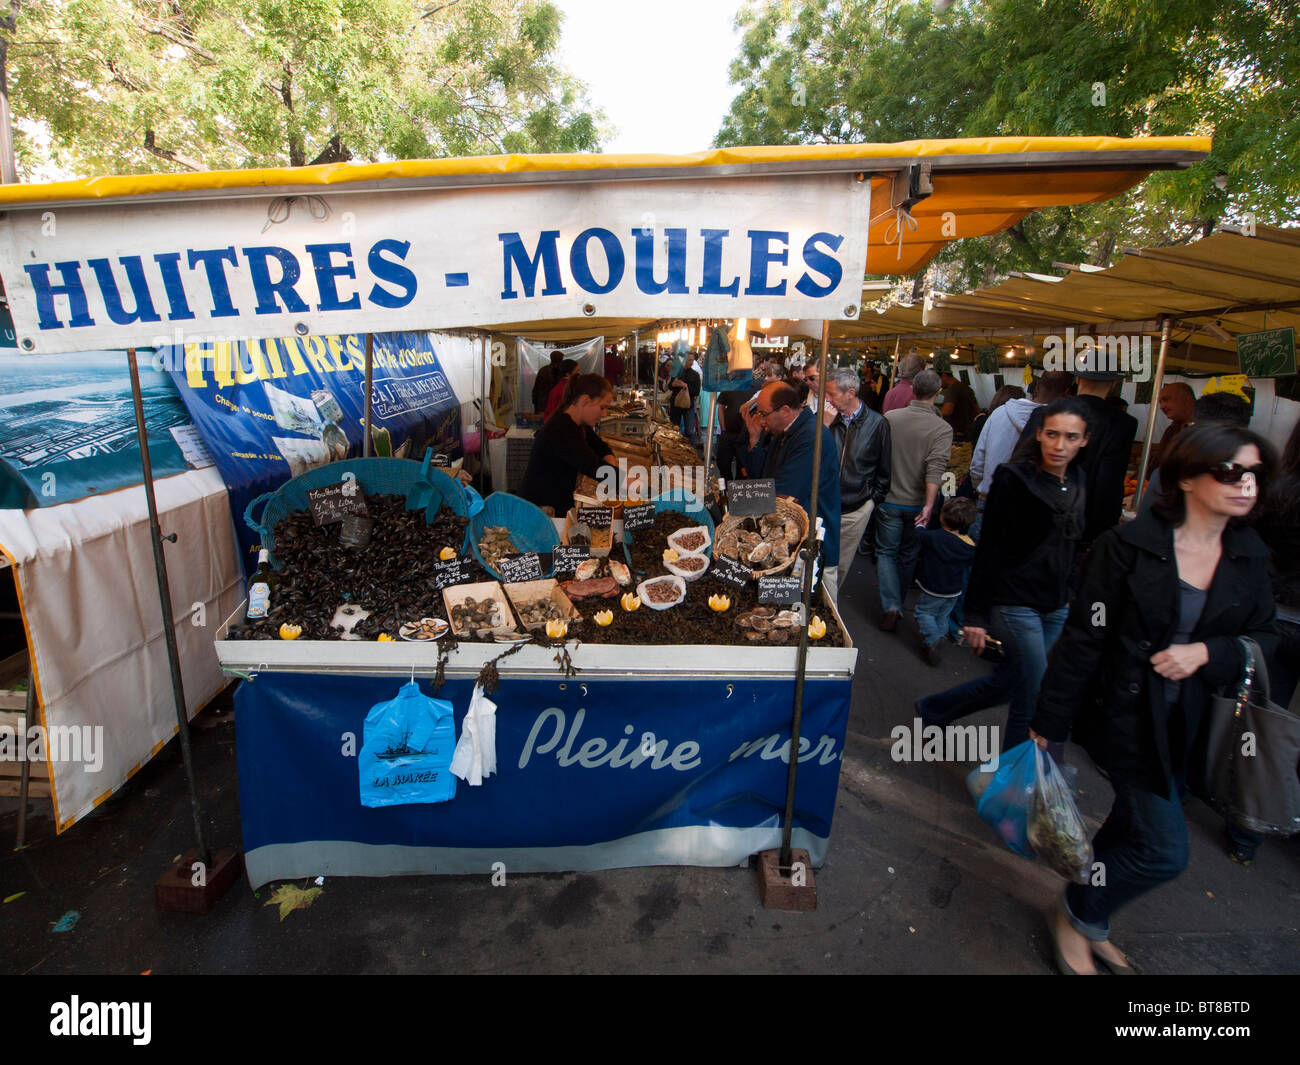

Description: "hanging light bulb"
759 318 772 329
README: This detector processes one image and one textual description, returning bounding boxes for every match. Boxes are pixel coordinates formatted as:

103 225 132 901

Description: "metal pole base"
155 848 244 915
754 848 818 911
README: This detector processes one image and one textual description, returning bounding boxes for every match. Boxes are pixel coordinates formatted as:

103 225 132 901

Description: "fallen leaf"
4 892 25 903
1206 891 1214 899
264 883 323 921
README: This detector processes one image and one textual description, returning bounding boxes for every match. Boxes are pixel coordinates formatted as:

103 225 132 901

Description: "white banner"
0 174 870 355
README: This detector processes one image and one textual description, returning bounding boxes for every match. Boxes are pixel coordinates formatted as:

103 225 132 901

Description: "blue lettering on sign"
306 242 362 312
86 256 162 325
24 261 95 330
186 247 241 317
796 232 845 297
367 239 418 308
743 230 789 297
499 231 567 300
153 251 196 321
699 229 740 297
570 227 624 295
243 245 310 316
634 228 688 295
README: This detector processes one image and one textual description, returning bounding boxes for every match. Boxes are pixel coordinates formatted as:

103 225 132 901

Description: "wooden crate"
0 709 50 798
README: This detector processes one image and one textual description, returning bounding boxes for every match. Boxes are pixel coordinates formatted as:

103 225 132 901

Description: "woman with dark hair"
543 359 580 420
519 373 617 516
1031 423 1277 973
917 397 1091 749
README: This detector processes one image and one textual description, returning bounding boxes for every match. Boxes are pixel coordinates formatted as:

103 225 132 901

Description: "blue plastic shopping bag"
359 681 456 807
966 739 1037 858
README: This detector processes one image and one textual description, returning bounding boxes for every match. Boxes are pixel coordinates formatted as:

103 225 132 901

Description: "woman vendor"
519 373 618 516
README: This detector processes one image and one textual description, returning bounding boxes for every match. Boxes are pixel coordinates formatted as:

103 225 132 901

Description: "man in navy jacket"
738 380 841 595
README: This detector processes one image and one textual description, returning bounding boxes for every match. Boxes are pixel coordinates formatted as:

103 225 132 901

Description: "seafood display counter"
222 468 857 887
217 602 856 888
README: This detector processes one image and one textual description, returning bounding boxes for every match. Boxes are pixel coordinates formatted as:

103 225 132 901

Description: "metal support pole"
127 348 210 867
780 319 831 869
888 337 901 389
479 334 489 495
1134 317 1173 511
15 665 32 849
702 391 717 478
363 333 374 458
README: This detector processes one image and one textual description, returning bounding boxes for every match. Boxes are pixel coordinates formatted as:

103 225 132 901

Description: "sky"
549 0 747 154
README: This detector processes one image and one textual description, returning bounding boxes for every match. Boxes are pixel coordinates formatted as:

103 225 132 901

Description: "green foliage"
4 0 605 176
717 0 1300 289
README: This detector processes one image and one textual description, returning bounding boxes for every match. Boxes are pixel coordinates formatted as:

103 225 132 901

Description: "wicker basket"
713 496 808 577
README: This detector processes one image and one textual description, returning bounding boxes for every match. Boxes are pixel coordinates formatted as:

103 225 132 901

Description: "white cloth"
0 468 244 831
450 682 498 786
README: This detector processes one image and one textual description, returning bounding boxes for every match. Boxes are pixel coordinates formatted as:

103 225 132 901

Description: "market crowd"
710 348 1299 975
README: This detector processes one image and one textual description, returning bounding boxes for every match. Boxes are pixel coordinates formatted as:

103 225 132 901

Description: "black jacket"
830 404 891 511
1031 510 1277 796
518 412 611 515
965 461 1084 626
1015 394 1138 541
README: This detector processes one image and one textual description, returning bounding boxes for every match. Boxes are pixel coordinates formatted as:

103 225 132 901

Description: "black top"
1032 510 1276 796
1015 393 1138 541
518 412 611 515
915 528 977 597
965 460 1085 625
674 365 701 401
942 379 979 440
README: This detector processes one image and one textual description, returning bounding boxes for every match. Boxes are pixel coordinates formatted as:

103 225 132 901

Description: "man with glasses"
825 367 891 602
740 380 842 595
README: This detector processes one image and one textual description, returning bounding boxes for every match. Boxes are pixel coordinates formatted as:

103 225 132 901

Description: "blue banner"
163 331 462 571
235 672 851 886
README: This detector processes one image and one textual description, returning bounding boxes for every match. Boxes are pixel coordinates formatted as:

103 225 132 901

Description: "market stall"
0 137 1210 882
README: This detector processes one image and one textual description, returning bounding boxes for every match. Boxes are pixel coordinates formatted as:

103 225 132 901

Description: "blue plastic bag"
359 681 456 807
966 739 1037 858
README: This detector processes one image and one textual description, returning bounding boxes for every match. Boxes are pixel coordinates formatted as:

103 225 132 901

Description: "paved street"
2 552 1297 976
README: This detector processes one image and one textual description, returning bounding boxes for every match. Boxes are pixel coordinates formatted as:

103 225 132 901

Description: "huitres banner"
0 174 870 354
162 331 462 569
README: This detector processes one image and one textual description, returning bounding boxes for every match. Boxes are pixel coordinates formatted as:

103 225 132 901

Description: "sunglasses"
1207 462 1265 485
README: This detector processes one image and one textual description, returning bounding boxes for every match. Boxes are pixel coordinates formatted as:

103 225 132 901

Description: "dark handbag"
1204 637 1300 836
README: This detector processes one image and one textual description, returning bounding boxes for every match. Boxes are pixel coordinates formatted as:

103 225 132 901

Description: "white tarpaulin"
0 468 244 830
0 174 870 355
516 336 603 412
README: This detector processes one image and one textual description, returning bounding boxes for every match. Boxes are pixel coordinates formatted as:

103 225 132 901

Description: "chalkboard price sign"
1237 327 1297 378
431 557 476 591
711 553 754 589
430 452 451 468
976 345 999 375
497 552 544 582
307 483 368 526
576 506 613 528
727 478 777 516
552 545 590 577
758 575 803 605
622 503 656 531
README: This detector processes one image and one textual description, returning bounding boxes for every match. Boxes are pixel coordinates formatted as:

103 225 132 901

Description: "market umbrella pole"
702 392 717 480
1134 317 1173 510
126 347 210 868
363 333 374 458
888 337 901 389
779 319 831 870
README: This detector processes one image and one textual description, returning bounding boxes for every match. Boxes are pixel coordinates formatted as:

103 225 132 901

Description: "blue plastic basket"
622 492 715 558
469 492 560 580
245 450 467 568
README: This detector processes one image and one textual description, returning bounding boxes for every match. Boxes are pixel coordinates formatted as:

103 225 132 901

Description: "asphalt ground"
2 551 1297 986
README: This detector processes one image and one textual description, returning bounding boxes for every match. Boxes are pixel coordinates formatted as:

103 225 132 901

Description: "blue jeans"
876 503 921 614
1063 779 1189 941
915 603 1068 750
914 592 958 645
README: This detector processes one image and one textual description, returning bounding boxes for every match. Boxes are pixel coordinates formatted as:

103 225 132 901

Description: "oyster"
608 559 631 587
748 540 773 565
478 525 517 569
575 558 602 581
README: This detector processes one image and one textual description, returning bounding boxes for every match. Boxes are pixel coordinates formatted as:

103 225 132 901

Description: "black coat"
1031 510 1277 796
830 404 891 511
1015 394 1138 541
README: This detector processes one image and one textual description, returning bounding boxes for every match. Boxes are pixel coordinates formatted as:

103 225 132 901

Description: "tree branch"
422 0 464 19
0 0 20 35
143 129 207 171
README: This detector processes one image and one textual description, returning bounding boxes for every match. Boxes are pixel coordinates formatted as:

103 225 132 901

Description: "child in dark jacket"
913 498 978 665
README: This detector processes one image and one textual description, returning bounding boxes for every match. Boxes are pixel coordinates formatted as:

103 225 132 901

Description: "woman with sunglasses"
1030 423 1277 974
